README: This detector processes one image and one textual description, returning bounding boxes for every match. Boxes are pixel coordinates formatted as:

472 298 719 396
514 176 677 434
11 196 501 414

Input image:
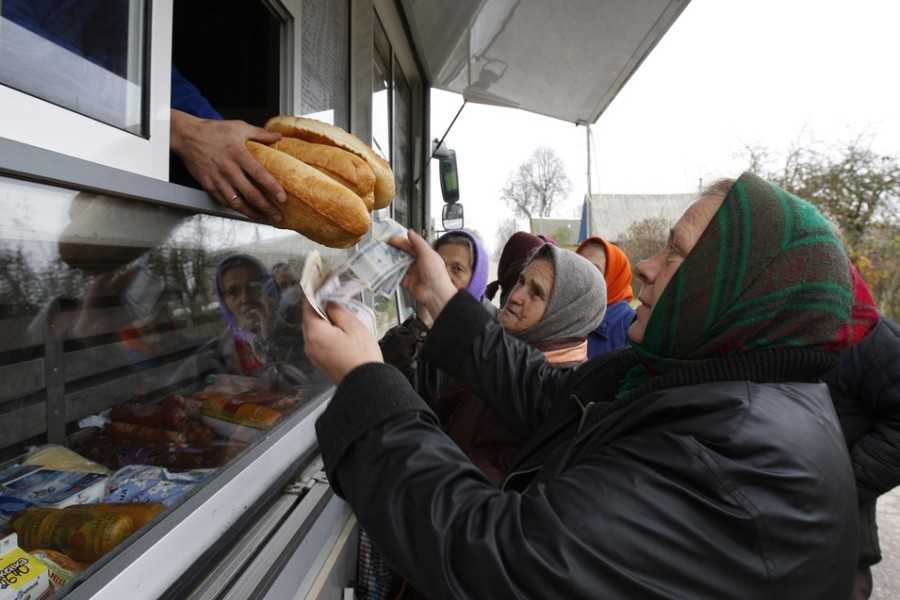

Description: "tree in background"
500 147 571 231
494 218 520 259
742 135 900 319
616 216 669 270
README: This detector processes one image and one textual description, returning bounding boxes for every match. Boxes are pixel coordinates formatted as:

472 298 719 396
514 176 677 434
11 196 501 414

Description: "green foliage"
617 216 670 269
742 135 900 319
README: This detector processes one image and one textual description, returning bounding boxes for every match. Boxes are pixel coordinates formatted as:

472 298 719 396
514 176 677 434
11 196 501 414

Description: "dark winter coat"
823 316 900 567
317 291 857 600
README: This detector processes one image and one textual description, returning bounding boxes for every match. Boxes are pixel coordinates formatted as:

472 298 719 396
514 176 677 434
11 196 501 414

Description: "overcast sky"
429 0 900 254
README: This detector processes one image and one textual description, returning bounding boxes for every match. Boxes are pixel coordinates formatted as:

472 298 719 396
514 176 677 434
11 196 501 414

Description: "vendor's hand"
170 109 287 223
302 297 383 385
390 230 457 323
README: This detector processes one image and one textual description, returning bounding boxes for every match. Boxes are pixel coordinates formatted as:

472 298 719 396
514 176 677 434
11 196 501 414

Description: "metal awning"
401 0 690 125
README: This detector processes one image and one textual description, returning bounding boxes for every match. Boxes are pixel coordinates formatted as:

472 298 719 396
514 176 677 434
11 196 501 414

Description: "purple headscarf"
433 230 489 300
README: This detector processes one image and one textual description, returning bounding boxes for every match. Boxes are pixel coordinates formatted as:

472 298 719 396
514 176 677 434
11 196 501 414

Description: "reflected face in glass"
221 266 267 329
273 269 298 291
629 194 725 344
436 243 473 291
578 242 607 275
499 258 554 335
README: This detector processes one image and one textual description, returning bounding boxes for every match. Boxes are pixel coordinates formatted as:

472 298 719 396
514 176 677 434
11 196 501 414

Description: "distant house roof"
530 218 581 248
579 192 697 244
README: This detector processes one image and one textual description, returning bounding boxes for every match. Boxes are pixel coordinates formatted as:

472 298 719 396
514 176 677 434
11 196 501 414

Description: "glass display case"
0 157 361 597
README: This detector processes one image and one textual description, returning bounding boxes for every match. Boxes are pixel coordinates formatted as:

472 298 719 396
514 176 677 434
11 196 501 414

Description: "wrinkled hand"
390 230 457 323
302 297 383 386
170 109 286 223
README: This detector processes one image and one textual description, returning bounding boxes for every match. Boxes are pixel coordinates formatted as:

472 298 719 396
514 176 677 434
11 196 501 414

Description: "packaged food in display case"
0 467 107 510
0 533 51 600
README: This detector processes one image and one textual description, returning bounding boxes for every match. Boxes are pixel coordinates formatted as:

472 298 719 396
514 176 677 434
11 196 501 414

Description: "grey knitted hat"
514 244 607 345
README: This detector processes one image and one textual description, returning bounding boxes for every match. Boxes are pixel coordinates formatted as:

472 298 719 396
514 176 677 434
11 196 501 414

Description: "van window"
0 0 148 135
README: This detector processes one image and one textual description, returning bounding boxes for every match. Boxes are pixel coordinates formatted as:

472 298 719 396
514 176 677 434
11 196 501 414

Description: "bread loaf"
271 138 376 211
265 115 395 210
246 141 372 248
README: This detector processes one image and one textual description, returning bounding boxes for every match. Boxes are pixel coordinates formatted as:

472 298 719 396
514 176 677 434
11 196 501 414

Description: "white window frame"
0 2 172 180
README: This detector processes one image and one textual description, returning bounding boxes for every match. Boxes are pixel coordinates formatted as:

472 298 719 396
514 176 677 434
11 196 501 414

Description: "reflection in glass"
392 57 411 228
0 176 340 587
0 0 147 134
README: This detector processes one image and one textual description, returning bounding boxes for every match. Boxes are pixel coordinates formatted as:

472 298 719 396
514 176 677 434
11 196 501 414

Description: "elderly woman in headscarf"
303 172 878 599
212 253 279 376
211 254 316 381
441 243 605 485
576 236 637 358
485 231 558 308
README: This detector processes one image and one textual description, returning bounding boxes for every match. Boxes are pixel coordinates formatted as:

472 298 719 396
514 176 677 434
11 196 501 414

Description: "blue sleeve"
171 65 222 120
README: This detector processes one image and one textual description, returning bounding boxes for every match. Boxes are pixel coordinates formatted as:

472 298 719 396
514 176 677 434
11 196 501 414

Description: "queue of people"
301 172 892 599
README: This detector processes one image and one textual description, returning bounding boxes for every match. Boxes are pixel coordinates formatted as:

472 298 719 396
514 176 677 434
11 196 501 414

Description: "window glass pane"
392 57 412 229
0 0 147 135
370 16 405 332
0 176 338 589
372 16 391 169
301 0 349 128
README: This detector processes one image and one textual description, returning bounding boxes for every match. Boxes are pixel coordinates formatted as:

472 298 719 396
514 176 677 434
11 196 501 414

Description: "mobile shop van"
0 1 687 598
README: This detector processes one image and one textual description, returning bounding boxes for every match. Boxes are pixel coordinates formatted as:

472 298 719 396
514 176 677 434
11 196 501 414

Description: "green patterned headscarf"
619 172 874 395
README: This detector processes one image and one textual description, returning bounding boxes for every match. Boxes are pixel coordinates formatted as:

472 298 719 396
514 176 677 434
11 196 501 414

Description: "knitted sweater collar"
572 346 839 426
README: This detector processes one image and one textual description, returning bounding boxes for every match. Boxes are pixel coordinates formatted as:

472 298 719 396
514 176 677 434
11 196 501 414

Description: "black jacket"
317 291 857 599
823 316 900 566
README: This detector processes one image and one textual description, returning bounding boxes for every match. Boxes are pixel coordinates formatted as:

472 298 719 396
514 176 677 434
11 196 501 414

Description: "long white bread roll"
246 141 371 248
265 115 395 210
270 137 376 211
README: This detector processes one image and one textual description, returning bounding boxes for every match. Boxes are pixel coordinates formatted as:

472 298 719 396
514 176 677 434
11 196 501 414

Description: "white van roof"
401 0 690 125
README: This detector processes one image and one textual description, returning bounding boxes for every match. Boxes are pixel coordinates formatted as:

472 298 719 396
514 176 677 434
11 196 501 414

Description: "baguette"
271 138 376 211
246 141 372 248
265 115 396 210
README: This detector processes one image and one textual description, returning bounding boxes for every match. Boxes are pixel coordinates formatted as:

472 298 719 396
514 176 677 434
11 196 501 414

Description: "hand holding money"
300 218 413 336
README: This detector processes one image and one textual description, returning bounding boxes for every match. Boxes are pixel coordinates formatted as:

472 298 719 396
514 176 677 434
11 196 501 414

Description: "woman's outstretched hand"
391 229 458 323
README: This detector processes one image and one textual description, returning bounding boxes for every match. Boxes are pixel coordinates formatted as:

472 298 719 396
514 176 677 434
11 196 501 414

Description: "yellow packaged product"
0 533 50 600
8 507 134 562
69 502 165 529
22 445 109 475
